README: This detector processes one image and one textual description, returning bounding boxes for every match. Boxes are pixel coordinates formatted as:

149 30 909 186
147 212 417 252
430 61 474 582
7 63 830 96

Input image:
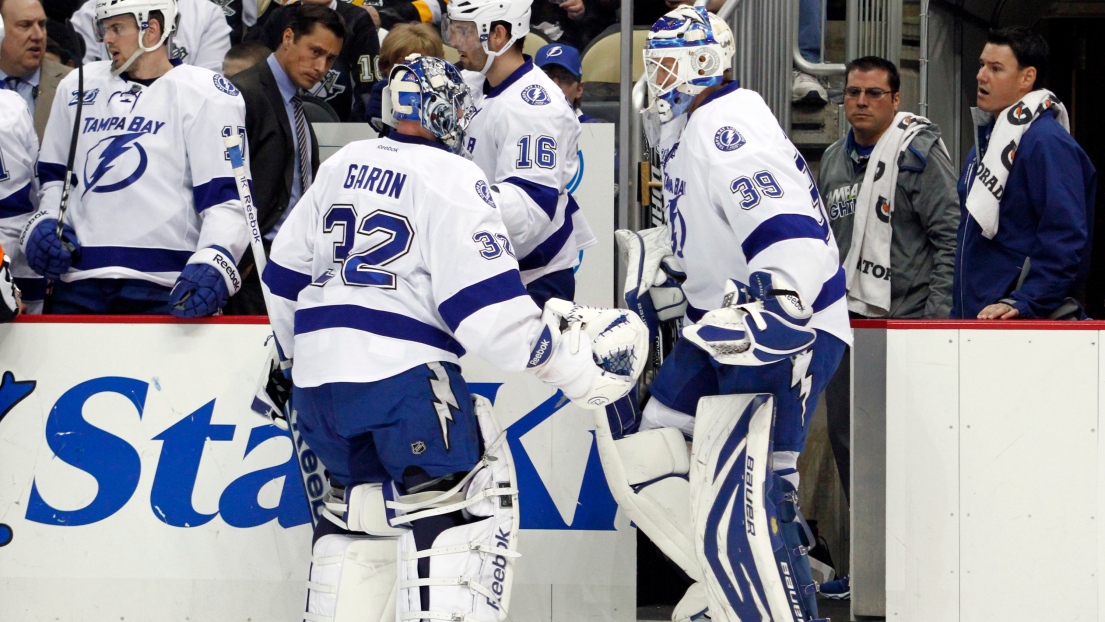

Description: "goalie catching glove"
682 271 816 366
527 298 649 409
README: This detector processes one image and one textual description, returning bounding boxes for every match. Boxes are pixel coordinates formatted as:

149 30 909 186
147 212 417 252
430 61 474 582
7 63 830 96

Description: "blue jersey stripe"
192 177 239 213
0 182 35 218
740 213 828 262
37 162 67 185
263 260 312 302
812 267 846 312
518 195 578 272
438 270 530 332
295 304 466 357
77 246 193 273
502 176 560 220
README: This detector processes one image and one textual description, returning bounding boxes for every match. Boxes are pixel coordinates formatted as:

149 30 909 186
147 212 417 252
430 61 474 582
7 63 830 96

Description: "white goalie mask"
641 6 734 147
94 0 180 76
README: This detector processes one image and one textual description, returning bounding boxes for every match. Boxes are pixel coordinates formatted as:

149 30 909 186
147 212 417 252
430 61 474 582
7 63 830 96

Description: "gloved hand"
25 218 80 279
169 263 230 318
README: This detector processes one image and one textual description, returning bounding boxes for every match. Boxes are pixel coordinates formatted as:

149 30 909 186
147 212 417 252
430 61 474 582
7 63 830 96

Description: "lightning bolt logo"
428 362 460 450
791 349 814 427
83 132 148 196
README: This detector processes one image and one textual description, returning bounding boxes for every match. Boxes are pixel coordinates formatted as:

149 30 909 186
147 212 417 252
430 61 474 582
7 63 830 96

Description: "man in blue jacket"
953 27 1096 320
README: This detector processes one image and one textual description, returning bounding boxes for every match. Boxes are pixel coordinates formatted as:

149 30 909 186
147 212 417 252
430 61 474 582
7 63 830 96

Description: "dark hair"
541 63 579 85
45 37 76 67
845 56 900 92
286 3 347 42
490 20 525 54
986 26 1048 88
148 10 165 36
225 41 271 63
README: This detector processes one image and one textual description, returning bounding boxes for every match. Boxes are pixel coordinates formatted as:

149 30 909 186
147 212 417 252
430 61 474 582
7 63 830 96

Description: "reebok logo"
213 253 242 291
487 527 512 610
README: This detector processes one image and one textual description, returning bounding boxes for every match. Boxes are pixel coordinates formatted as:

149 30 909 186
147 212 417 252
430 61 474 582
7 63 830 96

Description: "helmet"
0 14 5 50
642 6 734 124
444 0 531 74
94 0 180 75
387 55 475 154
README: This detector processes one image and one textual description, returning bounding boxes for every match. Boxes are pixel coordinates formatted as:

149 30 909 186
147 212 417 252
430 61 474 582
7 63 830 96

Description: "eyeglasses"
844 86 896 100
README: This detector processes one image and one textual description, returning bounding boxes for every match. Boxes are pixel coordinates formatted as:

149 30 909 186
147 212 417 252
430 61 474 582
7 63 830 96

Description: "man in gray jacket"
816 55 958 599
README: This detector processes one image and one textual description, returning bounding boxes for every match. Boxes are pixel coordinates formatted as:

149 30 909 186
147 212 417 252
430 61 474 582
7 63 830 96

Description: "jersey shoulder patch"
212 74 241 97
475 180 496 208
714 126 746 152
520 84 551 106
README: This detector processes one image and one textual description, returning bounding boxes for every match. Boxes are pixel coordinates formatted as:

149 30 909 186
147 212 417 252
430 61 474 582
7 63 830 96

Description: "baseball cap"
535 44 583 80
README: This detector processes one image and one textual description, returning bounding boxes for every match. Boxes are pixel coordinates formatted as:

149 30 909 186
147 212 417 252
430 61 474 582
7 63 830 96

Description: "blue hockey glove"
169 246 242 318
170 263 229 318
25 218 80 279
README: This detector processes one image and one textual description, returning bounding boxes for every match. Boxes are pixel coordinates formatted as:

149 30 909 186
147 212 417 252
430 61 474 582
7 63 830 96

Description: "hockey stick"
224 134 328 527
55 60 83 257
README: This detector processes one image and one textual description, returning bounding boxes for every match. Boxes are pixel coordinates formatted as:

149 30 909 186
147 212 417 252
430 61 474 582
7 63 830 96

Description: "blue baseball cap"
535 44 583 80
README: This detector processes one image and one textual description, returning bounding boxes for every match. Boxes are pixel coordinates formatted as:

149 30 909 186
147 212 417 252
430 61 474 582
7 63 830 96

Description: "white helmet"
444 0 531 74
95 0 180 75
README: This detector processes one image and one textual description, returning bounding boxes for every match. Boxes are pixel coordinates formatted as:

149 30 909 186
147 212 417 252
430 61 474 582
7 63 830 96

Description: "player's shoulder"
166 64 244 101
180 0 226 20
57 60 114 89
0 90 28 117
489 62 575 119
687 85 781 157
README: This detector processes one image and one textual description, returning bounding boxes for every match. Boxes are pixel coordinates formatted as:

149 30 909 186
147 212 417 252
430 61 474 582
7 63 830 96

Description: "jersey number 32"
315 205 413 289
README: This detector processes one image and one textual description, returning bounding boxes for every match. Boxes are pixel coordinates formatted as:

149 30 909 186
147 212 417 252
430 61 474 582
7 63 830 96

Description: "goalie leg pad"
771 472 820 618
391 396 521 621
593 402 701 583
304 530 399 622
690 393 813 622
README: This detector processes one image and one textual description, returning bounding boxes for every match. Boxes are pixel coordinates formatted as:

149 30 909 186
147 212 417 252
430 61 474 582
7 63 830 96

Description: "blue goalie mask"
388 54 475 154
641 6 734 145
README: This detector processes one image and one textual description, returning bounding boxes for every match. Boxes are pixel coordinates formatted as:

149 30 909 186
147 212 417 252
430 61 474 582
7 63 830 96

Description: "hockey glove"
169 246 242 318
251 336 293 430
616 225 687 342
25 218 80 280
682 271 816 366
528 299 649 409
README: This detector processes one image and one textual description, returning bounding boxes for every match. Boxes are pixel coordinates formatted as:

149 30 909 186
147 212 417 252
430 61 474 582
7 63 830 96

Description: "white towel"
965 90 1069 239
844 112 939 317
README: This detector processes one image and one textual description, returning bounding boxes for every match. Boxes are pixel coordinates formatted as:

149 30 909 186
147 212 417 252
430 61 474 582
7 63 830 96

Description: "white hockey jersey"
664 83 852 344
462 61 596 285
31 62 249 286
73 0 233 74
0 92 44 308
265 133 547 388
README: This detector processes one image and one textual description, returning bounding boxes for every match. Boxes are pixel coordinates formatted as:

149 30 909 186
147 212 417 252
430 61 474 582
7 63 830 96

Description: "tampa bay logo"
83 132 148 196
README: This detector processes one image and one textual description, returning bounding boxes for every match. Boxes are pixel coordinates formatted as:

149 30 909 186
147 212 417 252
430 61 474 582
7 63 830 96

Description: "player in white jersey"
0 20 32 319
262 55 646 622
443 0 596 307
0 88 43 314
72 0 232 73
22 0 248 316
598 8 851 622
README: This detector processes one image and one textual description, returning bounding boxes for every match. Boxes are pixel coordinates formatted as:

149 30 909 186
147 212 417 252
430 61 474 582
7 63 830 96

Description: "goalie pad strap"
187 247 242 296
404 541 523 561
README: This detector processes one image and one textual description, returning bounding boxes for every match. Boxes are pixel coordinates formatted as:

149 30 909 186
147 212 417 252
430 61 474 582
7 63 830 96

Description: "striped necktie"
291 92 312 191
5 77 20 92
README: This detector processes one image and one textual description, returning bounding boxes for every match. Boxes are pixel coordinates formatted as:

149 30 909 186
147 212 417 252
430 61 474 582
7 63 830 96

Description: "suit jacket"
224 58 322 315
34 59 71 142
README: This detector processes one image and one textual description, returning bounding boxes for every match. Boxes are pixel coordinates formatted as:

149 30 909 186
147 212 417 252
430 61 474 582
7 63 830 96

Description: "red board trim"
851 319 1105 331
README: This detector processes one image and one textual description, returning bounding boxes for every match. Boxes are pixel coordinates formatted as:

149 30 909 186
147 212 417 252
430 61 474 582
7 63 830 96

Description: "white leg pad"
304 534 398 622
593 406 702 583
690 393 804 622
393 395 521 622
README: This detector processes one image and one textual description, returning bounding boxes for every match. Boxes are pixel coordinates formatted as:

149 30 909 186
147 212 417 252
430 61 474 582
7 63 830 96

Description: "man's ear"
1022 65 1038 91
282 28 296 49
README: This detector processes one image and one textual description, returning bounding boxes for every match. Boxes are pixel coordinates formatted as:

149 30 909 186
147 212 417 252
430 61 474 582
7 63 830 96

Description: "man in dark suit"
0 0 71 142
224 3 346 315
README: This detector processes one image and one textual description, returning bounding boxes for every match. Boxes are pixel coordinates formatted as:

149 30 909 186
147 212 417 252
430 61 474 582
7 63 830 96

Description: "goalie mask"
94 0 180 76
386 54 475 154
642 6 734 146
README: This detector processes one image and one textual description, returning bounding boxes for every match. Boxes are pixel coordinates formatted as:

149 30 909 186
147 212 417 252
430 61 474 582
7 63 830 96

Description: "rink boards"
0 125 632 622
852 320 1105 621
